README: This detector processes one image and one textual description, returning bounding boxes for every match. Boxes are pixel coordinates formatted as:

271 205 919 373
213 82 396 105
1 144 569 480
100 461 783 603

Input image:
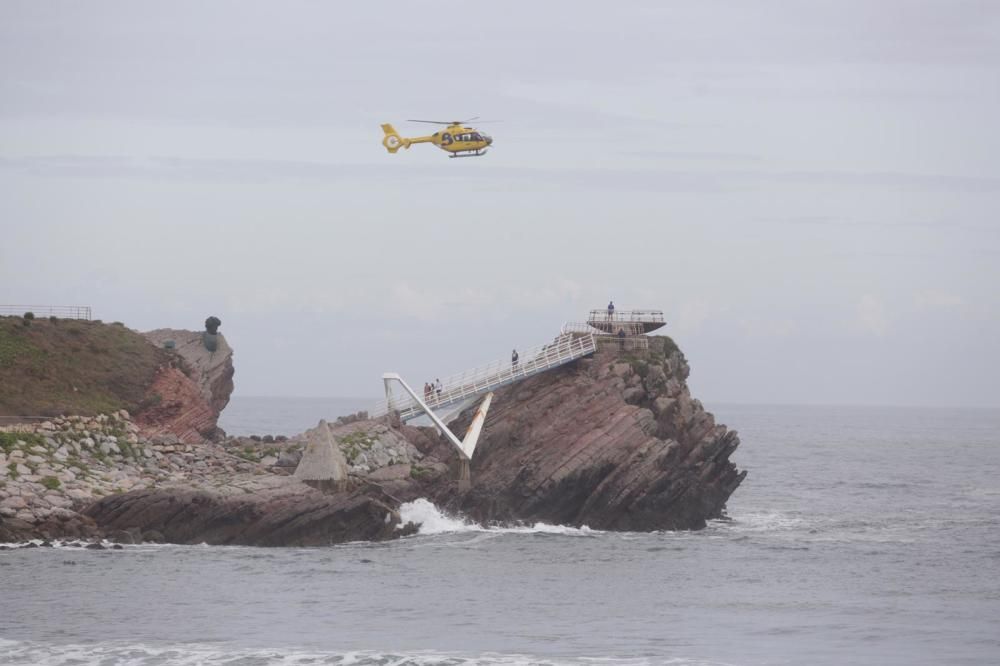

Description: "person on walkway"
607 300 615 321
424 382 431 400
511 348 519 370
435 378 442 398
617 327 626 351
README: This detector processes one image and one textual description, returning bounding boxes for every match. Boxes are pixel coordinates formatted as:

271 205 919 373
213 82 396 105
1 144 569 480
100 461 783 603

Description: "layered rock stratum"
139 328 235 443
435 338 745 530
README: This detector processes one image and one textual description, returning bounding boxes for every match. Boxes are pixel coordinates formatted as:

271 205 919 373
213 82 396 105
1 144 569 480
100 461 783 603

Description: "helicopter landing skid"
449 149 488 158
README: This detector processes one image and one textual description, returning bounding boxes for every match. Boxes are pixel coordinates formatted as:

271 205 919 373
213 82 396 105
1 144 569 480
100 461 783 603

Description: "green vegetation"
68 457 91 474
337 430 377 464
0 432 44 453
118 440 135 459
0 316 171 417
40 476 61 490
7 462 19 479
410 465 432 480
236 446 259 462
0 432 19 453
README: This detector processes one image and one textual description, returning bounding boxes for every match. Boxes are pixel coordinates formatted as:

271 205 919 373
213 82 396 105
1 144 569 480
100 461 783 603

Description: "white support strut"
382 373 493 461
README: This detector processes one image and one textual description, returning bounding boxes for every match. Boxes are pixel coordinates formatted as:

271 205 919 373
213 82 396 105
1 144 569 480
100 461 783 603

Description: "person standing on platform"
511 348 519 370
607 300 615 321
435 378 442 398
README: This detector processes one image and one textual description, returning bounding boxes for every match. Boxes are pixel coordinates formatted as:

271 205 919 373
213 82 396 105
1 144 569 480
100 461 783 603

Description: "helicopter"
381 117 494 158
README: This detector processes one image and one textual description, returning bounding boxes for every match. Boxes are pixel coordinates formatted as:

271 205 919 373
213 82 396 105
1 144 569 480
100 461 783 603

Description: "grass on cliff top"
0 316 170 417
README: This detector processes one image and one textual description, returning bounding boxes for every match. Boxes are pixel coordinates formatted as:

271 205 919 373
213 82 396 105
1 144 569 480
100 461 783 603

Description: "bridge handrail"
373 333 595 417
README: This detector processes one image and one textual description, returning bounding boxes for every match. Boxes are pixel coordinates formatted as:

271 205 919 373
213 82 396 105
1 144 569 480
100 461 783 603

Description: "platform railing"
587 309 664 325
596 336 649 351
0 305 92 320
562 321 647 336
372 333 597 421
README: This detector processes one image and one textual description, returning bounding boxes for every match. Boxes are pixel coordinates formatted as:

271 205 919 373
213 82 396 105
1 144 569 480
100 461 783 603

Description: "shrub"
7 462 19 479
204 316 221 334
0 432 19 453
49 316 58 324
41 476 61 490
23 312 35 320
410 465 432 480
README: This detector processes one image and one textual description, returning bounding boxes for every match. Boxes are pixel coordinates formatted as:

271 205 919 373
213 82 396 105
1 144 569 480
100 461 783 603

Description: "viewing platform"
586 309 665 334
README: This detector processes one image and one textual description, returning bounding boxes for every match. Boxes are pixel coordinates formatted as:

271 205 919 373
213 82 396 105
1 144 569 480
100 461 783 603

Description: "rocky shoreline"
1 338 746 546
0 412 260 542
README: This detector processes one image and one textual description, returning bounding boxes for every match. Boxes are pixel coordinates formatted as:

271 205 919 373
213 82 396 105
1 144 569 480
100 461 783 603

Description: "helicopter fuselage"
381 122 492 157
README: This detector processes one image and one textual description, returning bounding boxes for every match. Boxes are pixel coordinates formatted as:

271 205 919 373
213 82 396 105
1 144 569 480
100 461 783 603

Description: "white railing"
562 321 646 336
596 336 649 351
372 333 597 421
587 309 664 325
0 305 92 320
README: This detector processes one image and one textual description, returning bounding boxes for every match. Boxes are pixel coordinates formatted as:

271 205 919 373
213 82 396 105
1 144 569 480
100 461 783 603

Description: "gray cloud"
2 0 998 407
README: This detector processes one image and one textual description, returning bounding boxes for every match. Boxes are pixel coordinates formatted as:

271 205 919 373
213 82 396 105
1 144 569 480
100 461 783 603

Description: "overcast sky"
1 1 998 408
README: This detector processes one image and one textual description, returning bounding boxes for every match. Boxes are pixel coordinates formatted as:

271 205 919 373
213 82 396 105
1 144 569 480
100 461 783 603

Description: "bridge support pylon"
382 373 493 489
456 459 471 491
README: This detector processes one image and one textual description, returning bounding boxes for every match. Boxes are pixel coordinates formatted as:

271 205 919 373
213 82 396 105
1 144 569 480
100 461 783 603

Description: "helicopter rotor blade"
407 119 455 125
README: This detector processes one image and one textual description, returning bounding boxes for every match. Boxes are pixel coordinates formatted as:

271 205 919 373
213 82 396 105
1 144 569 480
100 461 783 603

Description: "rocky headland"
0 316 234 444
2 323 745 546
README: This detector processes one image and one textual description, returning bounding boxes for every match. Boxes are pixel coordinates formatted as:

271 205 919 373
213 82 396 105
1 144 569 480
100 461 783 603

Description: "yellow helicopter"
381 118 494 158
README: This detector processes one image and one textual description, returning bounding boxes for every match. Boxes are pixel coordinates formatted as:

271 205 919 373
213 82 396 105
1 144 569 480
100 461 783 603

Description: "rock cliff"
138 328 235 443
434 337 745 530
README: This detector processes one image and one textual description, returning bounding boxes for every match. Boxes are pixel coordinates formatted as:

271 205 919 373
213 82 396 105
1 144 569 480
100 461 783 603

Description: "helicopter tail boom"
381 123 407 153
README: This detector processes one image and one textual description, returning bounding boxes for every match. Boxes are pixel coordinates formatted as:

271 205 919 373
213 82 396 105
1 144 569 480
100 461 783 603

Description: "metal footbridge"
372 332 597 424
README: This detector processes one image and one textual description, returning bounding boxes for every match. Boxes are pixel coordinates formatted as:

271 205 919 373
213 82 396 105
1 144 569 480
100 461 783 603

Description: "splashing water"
398 498 598 537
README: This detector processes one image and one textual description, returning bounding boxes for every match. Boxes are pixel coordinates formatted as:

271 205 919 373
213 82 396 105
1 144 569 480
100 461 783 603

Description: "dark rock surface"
83 477 412 546
430 337 746 530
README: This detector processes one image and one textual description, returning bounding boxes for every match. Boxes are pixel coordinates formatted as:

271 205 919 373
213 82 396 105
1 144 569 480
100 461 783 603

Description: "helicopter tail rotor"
381 123 408 153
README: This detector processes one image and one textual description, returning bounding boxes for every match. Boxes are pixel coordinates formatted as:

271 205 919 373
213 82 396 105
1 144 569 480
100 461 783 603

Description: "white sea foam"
0 639 731 666
398 498 599 537
710 511 810 533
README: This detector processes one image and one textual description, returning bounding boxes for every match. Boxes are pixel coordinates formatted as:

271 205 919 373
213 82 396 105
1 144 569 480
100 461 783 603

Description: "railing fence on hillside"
0 305 92 320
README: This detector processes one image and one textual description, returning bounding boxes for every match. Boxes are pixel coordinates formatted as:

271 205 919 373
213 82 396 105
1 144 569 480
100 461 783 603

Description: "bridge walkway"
373 332 597 422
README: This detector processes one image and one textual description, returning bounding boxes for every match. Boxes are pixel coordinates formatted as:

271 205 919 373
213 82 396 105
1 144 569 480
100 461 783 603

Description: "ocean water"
217 396 375 437
2 403 999 665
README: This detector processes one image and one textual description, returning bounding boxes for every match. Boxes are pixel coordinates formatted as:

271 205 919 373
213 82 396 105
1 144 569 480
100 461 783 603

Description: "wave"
398 498 600 537
707 511 810 534
0 639 734 666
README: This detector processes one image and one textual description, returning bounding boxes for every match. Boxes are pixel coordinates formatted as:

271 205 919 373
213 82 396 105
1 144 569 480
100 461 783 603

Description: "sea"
1 400 998 665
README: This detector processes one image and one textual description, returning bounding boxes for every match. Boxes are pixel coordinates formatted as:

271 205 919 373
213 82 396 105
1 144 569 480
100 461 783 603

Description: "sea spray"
398 498 474 534
398 498 600 537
